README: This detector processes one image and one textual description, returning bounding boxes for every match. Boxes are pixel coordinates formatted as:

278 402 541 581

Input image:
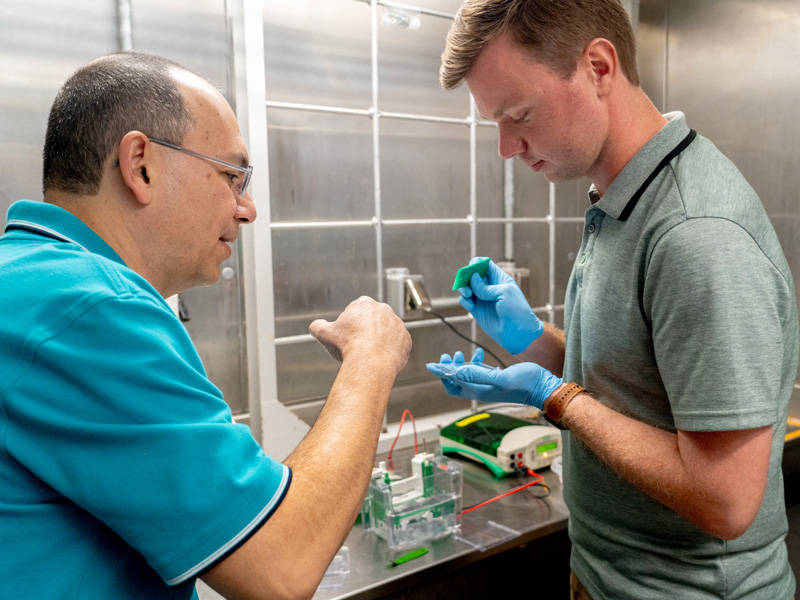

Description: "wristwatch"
542 382 585 430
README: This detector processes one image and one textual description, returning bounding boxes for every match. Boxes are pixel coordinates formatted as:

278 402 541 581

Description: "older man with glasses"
0 52 411 600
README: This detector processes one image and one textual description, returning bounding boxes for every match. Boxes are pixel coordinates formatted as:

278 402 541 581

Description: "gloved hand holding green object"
457 257 543 355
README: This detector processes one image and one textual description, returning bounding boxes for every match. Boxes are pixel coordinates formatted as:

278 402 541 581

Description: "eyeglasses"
148 137 253 198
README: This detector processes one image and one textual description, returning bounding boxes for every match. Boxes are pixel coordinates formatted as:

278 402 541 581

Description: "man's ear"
583 38 618 97
117 131 156 206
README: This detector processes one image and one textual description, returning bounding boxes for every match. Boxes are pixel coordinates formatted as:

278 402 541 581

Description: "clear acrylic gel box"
361 451 463 549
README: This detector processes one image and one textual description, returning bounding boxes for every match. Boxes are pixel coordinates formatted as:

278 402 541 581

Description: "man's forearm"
204 358 400 600
561 391 772 540
517 321 565 376
515 322 769 539
282 356 396 537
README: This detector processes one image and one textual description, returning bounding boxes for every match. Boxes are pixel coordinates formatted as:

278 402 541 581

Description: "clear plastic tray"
455 515 520 552
317 546 350 590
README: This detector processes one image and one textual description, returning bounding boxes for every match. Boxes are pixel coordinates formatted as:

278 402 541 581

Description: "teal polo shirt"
562 113 798 599
0 201 291 599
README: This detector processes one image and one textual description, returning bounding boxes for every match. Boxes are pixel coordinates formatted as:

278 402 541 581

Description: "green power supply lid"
452 257 491 291
440 412 532 457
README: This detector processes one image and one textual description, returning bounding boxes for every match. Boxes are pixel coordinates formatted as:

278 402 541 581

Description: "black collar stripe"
618 129 698 222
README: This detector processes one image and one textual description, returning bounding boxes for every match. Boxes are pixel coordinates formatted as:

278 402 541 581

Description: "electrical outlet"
385 268 431 321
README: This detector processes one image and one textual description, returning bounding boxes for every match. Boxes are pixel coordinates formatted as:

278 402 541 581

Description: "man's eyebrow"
475 104 508 121
224 152 249 168
492 101 515 120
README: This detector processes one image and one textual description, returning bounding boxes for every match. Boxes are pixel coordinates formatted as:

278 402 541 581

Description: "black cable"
425 307 508 369
527 483 551 499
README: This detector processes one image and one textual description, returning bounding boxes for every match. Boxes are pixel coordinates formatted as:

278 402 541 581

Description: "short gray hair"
43 52 199 196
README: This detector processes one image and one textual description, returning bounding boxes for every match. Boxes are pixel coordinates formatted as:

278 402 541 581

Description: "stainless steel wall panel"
405 0 461 13
637 0 667 113
272 227 379 339
554 221 584 307
553 178 593 219
380 119 470 220
474 126 506 219
0 139 44 220
512 167 592 221
474 222 506 265
377 7 469 119
381 223 470 299
132 0 231 98
262 0 371 108
384 380 470 425
267 110 375 221
277 338 339 406
181 252 248 414
511 165 551 219
287 399 326 429
510 222 552 309
0 1 118 216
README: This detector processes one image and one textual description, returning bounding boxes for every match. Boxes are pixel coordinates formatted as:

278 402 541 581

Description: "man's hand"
309 296 411 374
458 257 543 354
427 348 563 409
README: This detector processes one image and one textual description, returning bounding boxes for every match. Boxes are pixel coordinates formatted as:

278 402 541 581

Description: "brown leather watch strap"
542 382 585 430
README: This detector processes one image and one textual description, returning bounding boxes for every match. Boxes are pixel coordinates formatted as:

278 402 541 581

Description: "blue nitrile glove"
426 348 563 410
427 348 483 399
458 257 543 355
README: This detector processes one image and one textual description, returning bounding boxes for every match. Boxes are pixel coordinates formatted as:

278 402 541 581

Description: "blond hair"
440 0 639 89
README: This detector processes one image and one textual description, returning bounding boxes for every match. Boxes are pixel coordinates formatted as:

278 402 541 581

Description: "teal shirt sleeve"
4 289 290 585
644 217 790 431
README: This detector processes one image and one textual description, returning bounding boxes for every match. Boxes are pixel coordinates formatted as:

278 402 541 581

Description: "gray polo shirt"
562 112 798 600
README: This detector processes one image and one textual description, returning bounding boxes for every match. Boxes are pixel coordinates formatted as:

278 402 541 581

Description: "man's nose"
498 123 527 160
236 190 257 224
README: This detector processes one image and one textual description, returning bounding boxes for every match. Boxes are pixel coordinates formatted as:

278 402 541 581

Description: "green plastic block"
452 257 491 291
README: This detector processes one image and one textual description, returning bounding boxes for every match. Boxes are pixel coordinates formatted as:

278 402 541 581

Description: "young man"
431 1 798 598
0 53 411 599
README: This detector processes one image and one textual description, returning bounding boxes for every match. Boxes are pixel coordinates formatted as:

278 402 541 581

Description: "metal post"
117 0 133 51
230 0 310 457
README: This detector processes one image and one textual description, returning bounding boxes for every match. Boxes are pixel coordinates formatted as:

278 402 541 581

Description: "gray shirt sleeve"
644 217 789 431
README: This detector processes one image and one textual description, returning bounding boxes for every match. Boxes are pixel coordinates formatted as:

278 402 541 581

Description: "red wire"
387 409 418 459
462 469 544 514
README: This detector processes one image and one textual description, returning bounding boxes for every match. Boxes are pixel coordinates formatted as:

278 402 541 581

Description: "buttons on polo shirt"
575 211 603 283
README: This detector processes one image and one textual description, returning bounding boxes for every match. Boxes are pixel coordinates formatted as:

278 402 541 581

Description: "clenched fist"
309 296 411 374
